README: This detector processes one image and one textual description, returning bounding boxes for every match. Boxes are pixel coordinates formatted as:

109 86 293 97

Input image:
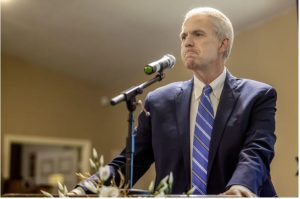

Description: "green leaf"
40 190 54 197
63 185 68 194
58 190 66 197
186 186 196 196
117 169 125 188
155 175 169 191
148 181 154 193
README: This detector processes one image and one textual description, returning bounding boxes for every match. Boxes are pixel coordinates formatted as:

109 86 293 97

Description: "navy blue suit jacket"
81 71 277 196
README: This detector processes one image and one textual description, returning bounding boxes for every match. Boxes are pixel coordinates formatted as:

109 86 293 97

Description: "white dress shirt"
190 67 227 180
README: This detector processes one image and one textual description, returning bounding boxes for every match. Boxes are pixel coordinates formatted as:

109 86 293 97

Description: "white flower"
89 158 96 169
92 148 98 160
57 181 64 192
99 165 110 181
99 186 120 197
100 155 104 167
83 180 98 193
168 172 173 185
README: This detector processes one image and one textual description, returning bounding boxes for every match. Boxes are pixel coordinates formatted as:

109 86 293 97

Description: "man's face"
180 14 223 71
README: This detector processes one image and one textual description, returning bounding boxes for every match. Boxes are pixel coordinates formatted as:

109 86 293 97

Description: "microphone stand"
110 72 165 189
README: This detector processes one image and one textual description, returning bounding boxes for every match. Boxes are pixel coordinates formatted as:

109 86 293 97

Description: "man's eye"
195 32 204 37
181 35 186 40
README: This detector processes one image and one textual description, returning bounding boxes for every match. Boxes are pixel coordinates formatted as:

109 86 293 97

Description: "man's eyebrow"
179 29 206 37
192 29 206 34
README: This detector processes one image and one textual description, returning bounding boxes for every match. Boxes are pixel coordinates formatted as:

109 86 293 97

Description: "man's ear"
219 38 229 54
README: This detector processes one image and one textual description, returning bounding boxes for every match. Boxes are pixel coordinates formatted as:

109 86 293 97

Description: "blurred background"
1 0 298 196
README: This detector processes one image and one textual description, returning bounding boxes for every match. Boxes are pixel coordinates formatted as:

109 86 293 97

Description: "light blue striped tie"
192 85 214 195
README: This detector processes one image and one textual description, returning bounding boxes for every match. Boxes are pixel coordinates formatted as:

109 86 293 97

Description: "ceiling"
2 0 296 90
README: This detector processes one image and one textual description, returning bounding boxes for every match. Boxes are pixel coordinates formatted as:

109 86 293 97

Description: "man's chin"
185 62 197 70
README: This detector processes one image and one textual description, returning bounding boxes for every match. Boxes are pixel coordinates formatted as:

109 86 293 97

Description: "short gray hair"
183 7 234 60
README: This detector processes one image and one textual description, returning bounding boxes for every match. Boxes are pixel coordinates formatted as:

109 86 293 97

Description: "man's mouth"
185 51 197 58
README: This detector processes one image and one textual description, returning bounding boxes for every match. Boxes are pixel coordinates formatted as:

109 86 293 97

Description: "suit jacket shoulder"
229 74 275 94
146 80 193 103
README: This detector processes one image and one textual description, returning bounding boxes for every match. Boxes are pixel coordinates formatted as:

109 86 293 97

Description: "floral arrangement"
41 148 194 197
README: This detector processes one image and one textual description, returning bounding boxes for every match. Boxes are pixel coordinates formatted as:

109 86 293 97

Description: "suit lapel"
207 72 240 178
175 79 193 186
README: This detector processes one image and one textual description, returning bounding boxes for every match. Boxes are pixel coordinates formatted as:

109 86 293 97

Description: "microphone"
144 54 176 75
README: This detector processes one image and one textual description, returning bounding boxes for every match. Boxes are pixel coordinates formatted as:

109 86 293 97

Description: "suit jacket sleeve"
226 87 277 194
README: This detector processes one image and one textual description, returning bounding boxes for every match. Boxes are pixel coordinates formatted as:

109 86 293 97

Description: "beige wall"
1 8 297 196
227 9 298 196
1 56 119 164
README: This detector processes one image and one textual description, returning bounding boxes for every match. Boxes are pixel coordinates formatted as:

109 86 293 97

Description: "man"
72 7 277 197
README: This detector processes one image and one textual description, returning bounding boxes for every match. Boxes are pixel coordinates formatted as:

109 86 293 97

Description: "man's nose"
184 35 194 47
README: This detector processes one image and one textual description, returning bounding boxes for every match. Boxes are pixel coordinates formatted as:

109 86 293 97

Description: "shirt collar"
193 67 227 100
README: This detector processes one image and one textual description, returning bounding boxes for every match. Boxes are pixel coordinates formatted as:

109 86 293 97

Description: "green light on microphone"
144 66 154 75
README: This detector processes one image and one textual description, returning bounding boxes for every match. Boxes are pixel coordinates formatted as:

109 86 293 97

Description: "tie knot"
203 85 213 96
